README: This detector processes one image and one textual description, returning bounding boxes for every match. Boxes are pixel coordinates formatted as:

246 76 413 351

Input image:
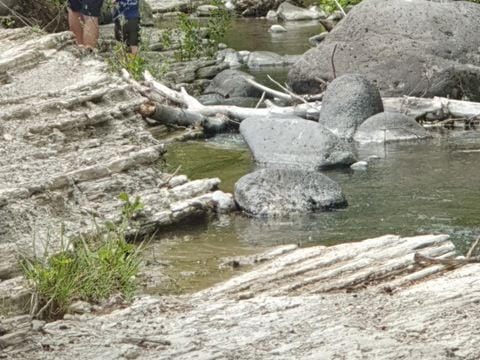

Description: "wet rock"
319 74 384 139
354 112 432 143
148 0 191 13
240 115 356 169
235 0 284 17
196 62 230 80
308 32 327 46
288 0 480 100
277 1 324 21
350 160 368 171
204 69 263 98
246 51 299 68
217 48 244 67
196 4 218 16
265 9 278 21
234 167 347 216
269 24 287 33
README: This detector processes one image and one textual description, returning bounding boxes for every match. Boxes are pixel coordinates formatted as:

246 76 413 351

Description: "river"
149 19 480 294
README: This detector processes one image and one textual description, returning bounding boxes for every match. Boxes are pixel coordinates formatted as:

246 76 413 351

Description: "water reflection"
223 18 323 55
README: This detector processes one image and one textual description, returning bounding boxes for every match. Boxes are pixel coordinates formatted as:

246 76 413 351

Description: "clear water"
155 130 480 293
149 18 480 294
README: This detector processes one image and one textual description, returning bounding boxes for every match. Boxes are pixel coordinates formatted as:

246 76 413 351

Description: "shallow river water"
150 19 480 294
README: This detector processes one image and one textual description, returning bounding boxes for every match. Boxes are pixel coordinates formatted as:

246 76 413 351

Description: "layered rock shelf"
4 234 479 359
0 28 233 311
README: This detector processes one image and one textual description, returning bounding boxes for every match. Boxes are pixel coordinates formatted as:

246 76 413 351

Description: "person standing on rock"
67 0 104 49
113 0 141 54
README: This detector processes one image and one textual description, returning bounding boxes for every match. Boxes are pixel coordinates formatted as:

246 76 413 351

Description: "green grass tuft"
21 193 145 319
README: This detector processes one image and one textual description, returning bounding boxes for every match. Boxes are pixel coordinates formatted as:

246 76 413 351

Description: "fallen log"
383 96 480 120
143 70 313 121
138 71 480 130
138 100 231 133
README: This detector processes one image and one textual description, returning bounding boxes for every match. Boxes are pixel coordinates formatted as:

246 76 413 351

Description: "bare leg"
67 9 84 45
82 15 100 48
130 46 139 55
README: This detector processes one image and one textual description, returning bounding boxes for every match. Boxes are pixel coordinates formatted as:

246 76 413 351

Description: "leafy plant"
175 0 232 61
205 0 232 57
317 0 362 14
175 13 203 61
21 193 145 320
106 42 151 80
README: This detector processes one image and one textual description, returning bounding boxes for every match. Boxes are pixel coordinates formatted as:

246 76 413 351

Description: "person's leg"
126 18 140 54
67 0 84 44
80 0 104 48
82 15 100 48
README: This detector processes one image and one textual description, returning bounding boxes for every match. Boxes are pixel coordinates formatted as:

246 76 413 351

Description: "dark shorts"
115 18 140 47
68 0 104 17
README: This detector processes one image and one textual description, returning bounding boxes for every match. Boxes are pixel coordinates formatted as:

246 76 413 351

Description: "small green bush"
21 193 144 319
174 0 232 61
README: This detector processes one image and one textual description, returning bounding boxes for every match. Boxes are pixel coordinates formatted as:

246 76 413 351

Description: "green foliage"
0 16 16 28
175 13 203 61
21 193 145 319
205 0 232 57
174 1 232 61
106 42 151 81
318 0 362 14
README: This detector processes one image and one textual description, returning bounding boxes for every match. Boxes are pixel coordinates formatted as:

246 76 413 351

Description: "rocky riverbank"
0 27 234 313
4 233 480 359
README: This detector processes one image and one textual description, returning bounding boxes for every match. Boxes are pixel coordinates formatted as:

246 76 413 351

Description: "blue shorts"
68 0 104 17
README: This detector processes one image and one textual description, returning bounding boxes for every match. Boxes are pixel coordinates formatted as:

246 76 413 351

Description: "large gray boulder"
354 112 432 143
240 115 356 169
204 69 263 98
319 74 383 139
288 0 480 100
234 167 347 216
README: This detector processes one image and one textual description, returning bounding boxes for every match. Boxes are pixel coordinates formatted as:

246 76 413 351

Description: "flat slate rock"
240 115 356 170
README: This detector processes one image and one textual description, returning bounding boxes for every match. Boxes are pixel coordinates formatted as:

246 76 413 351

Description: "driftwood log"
135 70 480 132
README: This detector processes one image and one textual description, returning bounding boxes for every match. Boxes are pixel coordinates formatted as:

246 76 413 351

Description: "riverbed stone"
354 112 433 143
240 115 356 169
288 0 480 101
277 1 324 21
234 167 347 216
266 10 278 21
269 24 287 33
204 69 263 98
246 51 284 68
319 74 384 139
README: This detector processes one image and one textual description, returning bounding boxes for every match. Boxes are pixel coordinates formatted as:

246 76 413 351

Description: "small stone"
68 300 92 314
350 161 368 171
31 320 45 332
269 25 287 33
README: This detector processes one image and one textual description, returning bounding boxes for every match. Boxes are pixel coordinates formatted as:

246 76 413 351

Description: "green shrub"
21 193 144 319
174 0 232 61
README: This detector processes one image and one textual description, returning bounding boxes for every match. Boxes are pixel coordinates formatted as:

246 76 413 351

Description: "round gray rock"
319 74 383 139
288 0 480 100
354 112 432 143
234 168 347 216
